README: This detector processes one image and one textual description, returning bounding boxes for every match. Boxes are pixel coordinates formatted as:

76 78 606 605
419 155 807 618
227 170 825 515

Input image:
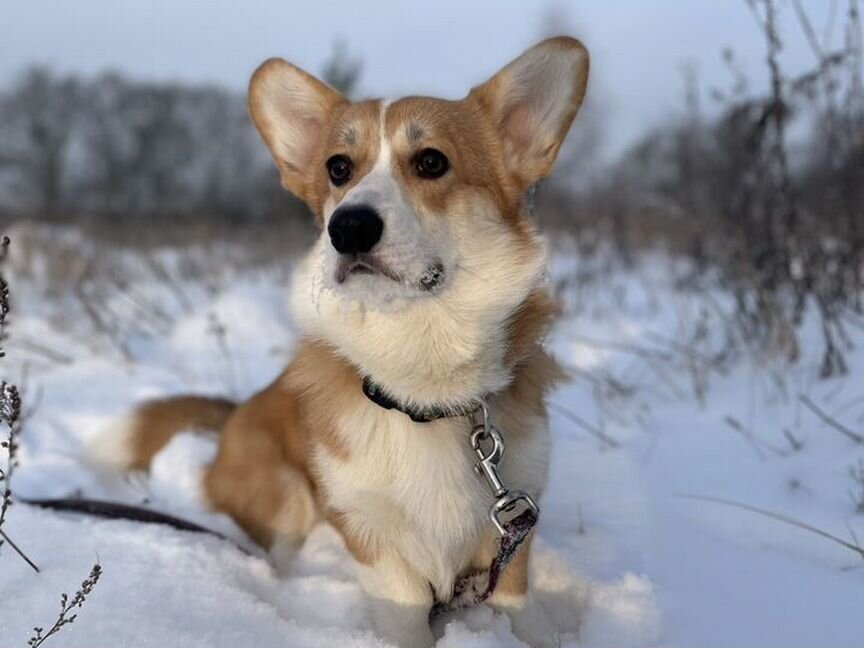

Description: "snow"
1 236 863 647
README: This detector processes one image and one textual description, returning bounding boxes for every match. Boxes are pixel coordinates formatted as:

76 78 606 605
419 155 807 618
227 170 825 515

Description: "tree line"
0 45 361 225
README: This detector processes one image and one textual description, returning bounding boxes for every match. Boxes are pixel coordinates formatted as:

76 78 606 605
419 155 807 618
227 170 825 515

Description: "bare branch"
792 0 826 62
800 394 864 444
549 402 621 449
676 493 864 559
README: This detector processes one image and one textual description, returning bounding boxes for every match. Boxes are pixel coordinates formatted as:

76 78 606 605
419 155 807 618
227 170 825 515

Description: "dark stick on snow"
23 498 242 549
0 528 40 572
549 402 621 448
676 493 864 560
799 394 864 444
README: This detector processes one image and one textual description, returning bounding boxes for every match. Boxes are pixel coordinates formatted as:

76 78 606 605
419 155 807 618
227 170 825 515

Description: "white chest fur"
314 400 548 599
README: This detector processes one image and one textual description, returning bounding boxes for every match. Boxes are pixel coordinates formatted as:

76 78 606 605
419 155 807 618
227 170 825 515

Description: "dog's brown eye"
326 155 353 186
415 148 449 179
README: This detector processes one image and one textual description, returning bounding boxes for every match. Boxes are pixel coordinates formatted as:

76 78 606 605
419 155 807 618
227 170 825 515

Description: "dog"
94 37 589 648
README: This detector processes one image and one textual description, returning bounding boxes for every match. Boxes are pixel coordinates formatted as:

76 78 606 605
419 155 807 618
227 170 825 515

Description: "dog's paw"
376 623 435 648
367 598 435 648
501 596 561 648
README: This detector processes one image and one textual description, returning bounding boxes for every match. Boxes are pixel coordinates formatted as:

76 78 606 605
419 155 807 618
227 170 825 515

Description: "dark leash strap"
22 497 243 549
431 507 537 617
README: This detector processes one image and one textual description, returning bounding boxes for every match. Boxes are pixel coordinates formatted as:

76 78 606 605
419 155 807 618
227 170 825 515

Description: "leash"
431 400 540 617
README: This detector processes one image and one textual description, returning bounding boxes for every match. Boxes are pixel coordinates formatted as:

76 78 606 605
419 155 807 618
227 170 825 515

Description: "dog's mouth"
336 254 402 284
335 255 446 292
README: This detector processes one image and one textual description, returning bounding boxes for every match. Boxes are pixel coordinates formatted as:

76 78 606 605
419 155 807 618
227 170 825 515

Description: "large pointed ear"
469 37 589 189
248 58 346 202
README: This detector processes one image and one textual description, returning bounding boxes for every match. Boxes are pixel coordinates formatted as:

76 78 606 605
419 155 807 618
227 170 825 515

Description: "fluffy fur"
95 37 589 648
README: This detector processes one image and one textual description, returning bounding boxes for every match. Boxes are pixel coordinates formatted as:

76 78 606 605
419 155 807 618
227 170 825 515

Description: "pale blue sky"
0 0 836 154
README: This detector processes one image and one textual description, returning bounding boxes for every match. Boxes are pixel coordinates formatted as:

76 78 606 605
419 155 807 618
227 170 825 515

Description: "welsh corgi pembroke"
98 37 589 648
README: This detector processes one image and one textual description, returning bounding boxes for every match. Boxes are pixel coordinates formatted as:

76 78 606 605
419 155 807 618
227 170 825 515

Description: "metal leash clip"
470 400 540 536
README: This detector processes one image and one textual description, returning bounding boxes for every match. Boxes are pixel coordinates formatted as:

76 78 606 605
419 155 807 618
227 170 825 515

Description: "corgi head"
250 38 589 406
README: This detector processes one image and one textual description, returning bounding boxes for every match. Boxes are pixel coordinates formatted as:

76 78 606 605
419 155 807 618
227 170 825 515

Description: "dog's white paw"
374 616 435 648
500 595 561 648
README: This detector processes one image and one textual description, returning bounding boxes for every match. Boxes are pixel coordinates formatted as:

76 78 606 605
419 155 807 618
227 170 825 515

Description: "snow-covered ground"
1 231 863 647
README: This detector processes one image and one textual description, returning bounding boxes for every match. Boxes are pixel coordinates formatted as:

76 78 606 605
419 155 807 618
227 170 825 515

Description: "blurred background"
1 2 864 647
0 0 861 373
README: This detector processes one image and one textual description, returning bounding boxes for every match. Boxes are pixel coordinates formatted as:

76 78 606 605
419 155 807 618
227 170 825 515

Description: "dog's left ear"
470 37 589 189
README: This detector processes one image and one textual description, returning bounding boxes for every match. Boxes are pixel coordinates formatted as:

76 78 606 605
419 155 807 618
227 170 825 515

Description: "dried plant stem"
0 237 40 572
549 401 621 449
677 493 864 559
0 527 40 572
800 394 864 444
28 563 103 647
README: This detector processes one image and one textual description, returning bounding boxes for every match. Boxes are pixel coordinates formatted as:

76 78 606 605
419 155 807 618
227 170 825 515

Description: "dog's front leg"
357 554 435 648
483 534 560 648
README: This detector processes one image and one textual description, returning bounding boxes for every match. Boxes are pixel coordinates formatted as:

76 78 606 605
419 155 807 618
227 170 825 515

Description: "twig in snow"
724 416 789 458
723 416 768 460
844 518 861 552
560 361 634 398
207 312 240 399
576 502 586 535
676 493 864 560
643 329 727 374
568 333 673 362
787 478 813 496
782 428 804 452
28 562 102 648
0 527 40 572
14 336 74 365
549 402 620 449
799 394 864 444
848 459 864 514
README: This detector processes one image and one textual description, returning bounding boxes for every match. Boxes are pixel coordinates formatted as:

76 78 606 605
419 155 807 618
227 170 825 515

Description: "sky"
0 0 839 156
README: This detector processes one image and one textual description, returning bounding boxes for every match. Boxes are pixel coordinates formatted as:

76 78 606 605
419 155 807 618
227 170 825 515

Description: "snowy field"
1 227 863 647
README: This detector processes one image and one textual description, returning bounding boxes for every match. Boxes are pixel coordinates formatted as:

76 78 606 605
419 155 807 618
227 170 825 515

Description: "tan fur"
128 396 235 470
203 375 311 547
328 508 377 565
504 289 561 367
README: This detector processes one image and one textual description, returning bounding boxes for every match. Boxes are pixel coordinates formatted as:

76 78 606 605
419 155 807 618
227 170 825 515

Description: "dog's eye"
415 148 449 179
326 155 353 186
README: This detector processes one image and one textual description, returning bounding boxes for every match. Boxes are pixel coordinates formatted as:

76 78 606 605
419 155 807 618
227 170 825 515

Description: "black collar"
361 376 481 423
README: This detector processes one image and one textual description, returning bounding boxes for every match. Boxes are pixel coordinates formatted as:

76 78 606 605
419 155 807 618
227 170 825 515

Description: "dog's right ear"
249 59 346 202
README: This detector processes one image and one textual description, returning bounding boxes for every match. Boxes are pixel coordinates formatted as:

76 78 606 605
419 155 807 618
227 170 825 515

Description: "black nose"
327 205 384 254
